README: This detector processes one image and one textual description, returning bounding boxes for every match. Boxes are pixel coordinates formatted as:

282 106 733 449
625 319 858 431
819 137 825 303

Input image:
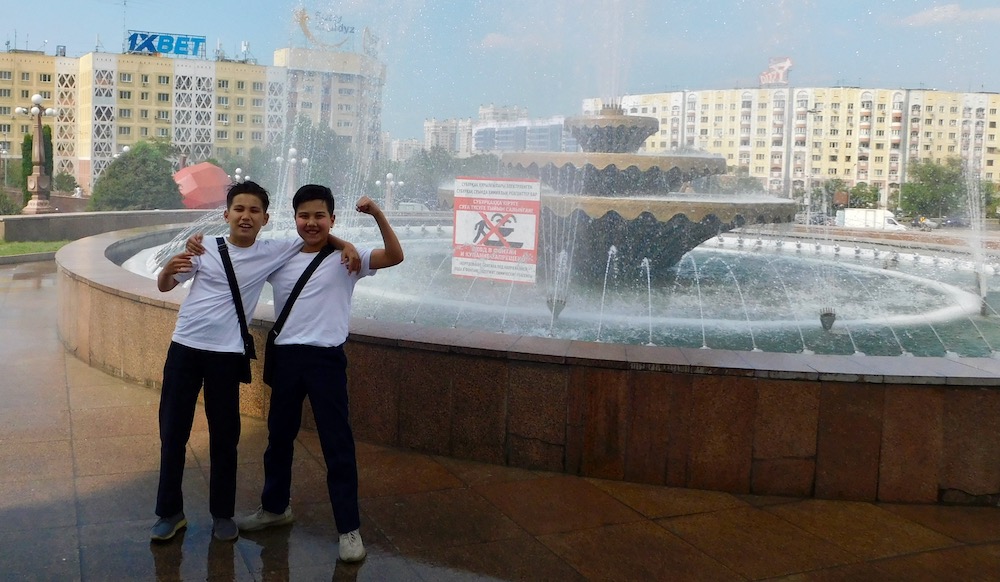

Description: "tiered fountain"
501 104 797 285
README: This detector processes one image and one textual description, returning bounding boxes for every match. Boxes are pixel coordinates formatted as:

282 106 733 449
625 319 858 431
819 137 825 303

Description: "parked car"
940 215 969 228
910 216 938 231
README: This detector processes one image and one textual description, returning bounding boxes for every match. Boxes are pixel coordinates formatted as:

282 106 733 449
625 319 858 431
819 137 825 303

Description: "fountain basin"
56 224 1000 505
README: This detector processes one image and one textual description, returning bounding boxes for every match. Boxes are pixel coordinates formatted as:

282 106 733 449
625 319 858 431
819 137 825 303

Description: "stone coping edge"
53 225 1000 387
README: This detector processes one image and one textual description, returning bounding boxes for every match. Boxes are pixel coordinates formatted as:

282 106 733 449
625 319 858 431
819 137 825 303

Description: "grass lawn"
0 240 70 256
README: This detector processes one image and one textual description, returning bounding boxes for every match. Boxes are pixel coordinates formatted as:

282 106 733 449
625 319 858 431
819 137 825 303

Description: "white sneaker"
234 505 294 532
339 529 366 562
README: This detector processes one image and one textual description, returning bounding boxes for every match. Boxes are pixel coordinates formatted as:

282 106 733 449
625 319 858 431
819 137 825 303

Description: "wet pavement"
3 259 1000 581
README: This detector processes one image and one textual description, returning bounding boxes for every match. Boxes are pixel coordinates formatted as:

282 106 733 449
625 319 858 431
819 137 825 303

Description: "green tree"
0 192 21 215
20 126 53 204
847 182 881 208
88 141 182 210
402 146 455 208
53 172 79 193
899 157 965 217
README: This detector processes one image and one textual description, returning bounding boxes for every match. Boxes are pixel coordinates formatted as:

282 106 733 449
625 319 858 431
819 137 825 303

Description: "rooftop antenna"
95 34 104 53
122 0 128 53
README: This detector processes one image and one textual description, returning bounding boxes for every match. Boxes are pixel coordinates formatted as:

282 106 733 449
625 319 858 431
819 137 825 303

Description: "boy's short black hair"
226 180 270 211
292 184 335 215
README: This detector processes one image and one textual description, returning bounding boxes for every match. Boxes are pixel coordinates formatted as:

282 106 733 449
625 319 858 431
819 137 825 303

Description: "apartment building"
423 117 473 157
585 87 1000 207
0 43 384 193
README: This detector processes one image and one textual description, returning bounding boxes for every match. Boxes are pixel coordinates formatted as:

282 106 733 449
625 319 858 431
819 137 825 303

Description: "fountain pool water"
123 223 1000 358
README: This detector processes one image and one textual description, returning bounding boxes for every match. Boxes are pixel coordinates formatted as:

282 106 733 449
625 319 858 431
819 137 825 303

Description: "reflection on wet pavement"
2 260 1000 581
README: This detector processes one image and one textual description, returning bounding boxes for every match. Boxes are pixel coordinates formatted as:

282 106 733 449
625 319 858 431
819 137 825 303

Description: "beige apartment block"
587 86 1000 205
0 45 384 194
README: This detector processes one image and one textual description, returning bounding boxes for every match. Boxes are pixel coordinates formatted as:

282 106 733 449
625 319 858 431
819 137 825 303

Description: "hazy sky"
8 1 1000 139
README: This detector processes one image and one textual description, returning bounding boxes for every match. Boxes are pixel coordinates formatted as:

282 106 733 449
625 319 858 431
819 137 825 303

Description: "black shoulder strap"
216 236 256 359
271 244 335 338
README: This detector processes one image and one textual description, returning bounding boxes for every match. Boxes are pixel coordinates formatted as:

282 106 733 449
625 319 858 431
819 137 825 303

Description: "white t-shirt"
172 237 302 353
267 247 376 347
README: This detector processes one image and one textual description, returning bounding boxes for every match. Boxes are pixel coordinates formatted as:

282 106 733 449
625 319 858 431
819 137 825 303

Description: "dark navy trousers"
261 343 360 534
156 341 244 519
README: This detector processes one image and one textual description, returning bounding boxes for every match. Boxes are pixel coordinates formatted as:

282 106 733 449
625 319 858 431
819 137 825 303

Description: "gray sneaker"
212 517 239 541
234 505 294 532
338 529 366 562
150 512 187 541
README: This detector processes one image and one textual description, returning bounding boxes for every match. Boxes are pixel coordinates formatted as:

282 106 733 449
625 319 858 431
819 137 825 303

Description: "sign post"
452 177 541 284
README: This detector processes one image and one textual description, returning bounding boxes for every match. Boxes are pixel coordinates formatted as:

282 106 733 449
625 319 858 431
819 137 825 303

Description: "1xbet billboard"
126 30 207 58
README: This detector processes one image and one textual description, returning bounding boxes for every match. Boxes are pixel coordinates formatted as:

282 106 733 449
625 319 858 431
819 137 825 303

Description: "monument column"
16 94 57 214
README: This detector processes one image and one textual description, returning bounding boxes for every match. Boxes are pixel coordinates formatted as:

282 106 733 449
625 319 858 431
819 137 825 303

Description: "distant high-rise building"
0 39 384 193
423 117 473 157
472 116 579 154
389 138 422 162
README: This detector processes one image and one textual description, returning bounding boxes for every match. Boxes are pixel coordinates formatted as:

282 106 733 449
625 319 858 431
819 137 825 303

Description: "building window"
236 97 245 107
235 131 244 140
252 98 263 108
140 109 149 119
0 71 10 80
21 72 30 82
252 81 264 92
140 92 150 101
140 127 149 136
141 74 149 85
120 73 132 83
218 79 230 90
158 75 170 85
0 89 9 98
218 96 229 107
236 81 245 90
157 93 170 102
119 90 132 99
251 131 263 141
156 111 169 120
217 130 228 139
235 114 245 123
118 126 131 135
119 108 131 118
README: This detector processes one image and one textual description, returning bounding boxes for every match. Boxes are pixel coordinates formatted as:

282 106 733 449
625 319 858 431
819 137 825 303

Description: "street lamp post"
0 148 8 189
15 93 57 214
375 172 403 211
275 147 308 198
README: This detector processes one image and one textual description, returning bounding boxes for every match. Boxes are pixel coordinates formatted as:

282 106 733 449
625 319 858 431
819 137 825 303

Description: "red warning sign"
452 177 540 283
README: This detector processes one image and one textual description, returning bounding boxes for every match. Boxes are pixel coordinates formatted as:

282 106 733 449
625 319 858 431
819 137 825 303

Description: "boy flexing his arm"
234 184 403 563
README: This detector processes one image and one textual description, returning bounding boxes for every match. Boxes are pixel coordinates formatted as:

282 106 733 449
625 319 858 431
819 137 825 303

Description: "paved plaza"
2 259 1000 581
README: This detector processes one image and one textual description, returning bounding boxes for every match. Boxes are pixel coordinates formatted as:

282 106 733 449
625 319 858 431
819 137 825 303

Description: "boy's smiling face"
295 198 335 252
224 193 269 247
